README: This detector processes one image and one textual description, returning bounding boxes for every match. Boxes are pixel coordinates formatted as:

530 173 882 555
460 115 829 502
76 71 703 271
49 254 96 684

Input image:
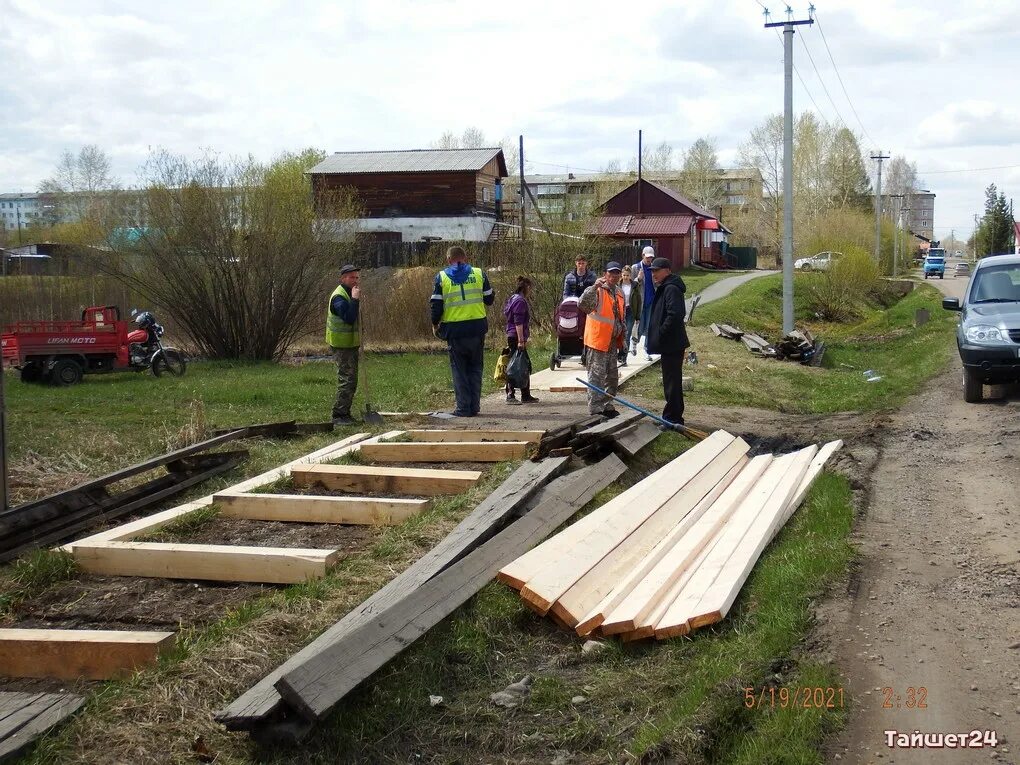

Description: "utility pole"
637 129 643 214
973 213 979 261
892 196 900 277
518 135 526 241
0 359 7 513
871 151 890 263
765 4 814 336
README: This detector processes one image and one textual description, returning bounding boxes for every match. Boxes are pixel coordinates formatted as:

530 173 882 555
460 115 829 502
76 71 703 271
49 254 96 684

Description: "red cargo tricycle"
1 306 186 385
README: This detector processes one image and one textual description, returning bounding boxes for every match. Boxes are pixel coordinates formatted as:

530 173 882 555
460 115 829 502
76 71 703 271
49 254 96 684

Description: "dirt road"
826 272 1020 763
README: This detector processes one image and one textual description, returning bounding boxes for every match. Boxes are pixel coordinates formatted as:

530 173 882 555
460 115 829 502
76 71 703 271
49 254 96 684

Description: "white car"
794 251 842 271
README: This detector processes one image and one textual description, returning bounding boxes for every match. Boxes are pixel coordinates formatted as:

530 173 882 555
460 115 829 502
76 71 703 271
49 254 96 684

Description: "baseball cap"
649 257 671 270
642 246 655 258
606 261 623 272
340 264 360 275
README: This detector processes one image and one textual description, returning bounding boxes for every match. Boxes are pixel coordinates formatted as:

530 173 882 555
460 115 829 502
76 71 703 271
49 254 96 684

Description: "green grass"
627 275 958 414
0 549 80 617
676 267 745 296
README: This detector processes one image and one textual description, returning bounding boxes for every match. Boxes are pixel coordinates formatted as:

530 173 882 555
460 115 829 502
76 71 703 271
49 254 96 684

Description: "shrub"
807 246 881 321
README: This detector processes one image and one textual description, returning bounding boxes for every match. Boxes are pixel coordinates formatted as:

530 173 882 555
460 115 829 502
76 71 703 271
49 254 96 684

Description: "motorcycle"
128 310 187 377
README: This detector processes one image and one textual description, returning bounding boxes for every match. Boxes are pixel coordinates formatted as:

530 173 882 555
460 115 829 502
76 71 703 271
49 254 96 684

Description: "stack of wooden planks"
710 322 777 356
498 431 842 641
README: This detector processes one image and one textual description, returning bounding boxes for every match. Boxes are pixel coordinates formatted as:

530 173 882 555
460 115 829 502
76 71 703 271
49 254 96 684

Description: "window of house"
633 239 656 249
702 230 712 248
483 186 491 203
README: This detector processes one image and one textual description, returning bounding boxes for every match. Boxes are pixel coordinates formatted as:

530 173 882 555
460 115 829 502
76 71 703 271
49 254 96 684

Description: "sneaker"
331 415 357 426
521 394 540 403
506 397 522 406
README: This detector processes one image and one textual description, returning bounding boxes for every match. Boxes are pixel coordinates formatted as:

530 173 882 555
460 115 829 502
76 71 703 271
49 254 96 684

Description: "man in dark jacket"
646 257 689 426
562 255 597 299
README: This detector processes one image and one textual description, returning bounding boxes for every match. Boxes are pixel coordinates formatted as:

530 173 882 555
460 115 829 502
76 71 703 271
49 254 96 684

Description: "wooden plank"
571 411 643 442
273 455 623 724
72 542 339 584
612 421 660 458
404 430 543 444
518 431 738 615
531 354 659 392
0 629 175 680
65 432 383 549
684 446 817 630
0 694 42 725
291 464 481 496
215 493 427 525
358 441 530 463
215 456 568 730
593 456 771 636
0 692 84 764
652 450 812 639
783 440 843 519
550 437 749 627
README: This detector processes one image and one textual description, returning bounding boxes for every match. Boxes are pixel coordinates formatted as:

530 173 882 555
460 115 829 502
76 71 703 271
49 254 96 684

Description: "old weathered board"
291 464 482 496
612 421 660 458
215 493 428 525
0 629 175 680
274 455 625 724
0 692 84 763
216 456 568 731
404 430 543 443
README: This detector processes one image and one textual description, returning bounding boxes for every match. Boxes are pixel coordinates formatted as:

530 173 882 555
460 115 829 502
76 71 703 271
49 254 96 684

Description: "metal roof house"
589 179 728 269
307 148 508 242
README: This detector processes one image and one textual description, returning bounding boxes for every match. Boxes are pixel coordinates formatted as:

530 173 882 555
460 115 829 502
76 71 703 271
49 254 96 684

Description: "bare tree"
680 137 724 210
39 145 118 223
97 149 360 361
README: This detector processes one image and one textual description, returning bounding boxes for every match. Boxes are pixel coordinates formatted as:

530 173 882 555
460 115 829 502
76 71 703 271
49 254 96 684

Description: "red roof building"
588 179 727 268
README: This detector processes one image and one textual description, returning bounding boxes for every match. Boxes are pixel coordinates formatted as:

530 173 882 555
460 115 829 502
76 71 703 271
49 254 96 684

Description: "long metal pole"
781 24 794 335
518 135 526 241
892 196 899 277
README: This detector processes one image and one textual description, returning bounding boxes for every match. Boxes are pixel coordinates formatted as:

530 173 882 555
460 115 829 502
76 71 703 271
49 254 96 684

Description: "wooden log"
358 442 530 464
215 456 568 731
0 692 84 763
518 431 738 615
215 493 428 525
0 629 175 680
273 455 622 725
72 542 339 584
65 433 382 548
549 437 749 627
291 465 481 496
404 430 543 443
593 456 770 636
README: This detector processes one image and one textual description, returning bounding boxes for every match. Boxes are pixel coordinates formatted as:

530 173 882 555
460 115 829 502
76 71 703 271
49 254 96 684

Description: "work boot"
602 407 620 419
332 414 357 426
521 390 540 403
506 392 521 406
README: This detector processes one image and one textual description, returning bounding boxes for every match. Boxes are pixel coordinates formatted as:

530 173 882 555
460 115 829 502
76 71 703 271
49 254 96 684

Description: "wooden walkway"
0 691 84 763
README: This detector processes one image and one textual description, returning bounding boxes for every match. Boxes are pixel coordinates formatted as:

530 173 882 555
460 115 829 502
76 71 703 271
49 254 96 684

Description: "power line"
772 29 824 117
918 163 1020 175
797 32 850 131
814 13 877 146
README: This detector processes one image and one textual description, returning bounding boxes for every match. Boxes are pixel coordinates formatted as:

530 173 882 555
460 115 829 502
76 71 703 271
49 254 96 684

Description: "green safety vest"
438 267 487 324
325 284 360 349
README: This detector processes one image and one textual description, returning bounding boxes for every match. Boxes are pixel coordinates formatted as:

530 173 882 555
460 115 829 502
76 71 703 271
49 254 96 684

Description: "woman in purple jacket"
503 275 539 405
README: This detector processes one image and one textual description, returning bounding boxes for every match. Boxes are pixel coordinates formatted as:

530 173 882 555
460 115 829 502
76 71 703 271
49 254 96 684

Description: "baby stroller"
549 297 587 370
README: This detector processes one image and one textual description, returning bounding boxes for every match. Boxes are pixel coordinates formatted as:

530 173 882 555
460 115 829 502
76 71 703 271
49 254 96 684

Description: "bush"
807 246 881 321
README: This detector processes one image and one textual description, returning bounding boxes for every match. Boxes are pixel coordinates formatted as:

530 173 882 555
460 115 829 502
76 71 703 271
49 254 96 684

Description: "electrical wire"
796 32 850 132
814 13 877 147
771 29 825 119
918 163 1020 174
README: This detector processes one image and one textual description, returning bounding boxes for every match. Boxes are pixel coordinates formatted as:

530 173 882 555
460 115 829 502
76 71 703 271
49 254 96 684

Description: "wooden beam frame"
291 464 481 496
72 542 339 584
0 629 174 680
214 493 427 525
403 430 543 444
64 432 396 549
358 441 530 463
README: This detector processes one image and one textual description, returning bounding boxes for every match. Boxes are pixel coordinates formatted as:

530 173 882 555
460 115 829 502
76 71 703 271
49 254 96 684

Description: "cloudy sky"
2 0 1018 238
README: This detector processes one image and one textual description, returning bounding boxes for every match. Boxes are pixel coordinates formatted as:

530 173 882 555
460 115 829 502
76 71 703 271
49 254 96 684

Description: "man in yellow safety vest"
430 246 495 417
326 264 361 425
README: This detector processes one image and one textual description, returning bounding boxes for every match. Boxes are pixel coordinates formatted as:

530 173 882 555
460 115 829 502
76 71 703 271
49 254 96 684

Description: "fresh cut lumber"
583 455 766 636
72 542 339 584
214 493 427 525
216 456 568 731
519 430 743 616
549 437 750 627
359 441 530 463
291 464 481 496
0 629 175 680
274 455 624 725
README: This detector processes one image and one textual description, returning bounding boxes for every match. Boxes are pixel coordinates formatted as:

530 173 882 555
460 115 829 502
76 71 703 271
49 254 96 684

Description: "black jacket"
646 274 689 356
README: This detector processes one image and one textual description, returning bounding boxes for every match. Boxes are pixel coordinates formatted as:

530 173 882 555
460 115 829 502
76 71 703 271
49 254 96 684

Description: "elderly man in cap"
578 261 627 417
646 257 689 426
631 246 656 360
326 264 362 425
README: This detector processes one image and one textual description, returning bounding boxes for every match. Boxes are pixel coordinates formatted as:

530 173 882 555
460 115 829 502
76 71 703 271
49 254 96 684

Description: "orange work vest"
583 287 625 352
